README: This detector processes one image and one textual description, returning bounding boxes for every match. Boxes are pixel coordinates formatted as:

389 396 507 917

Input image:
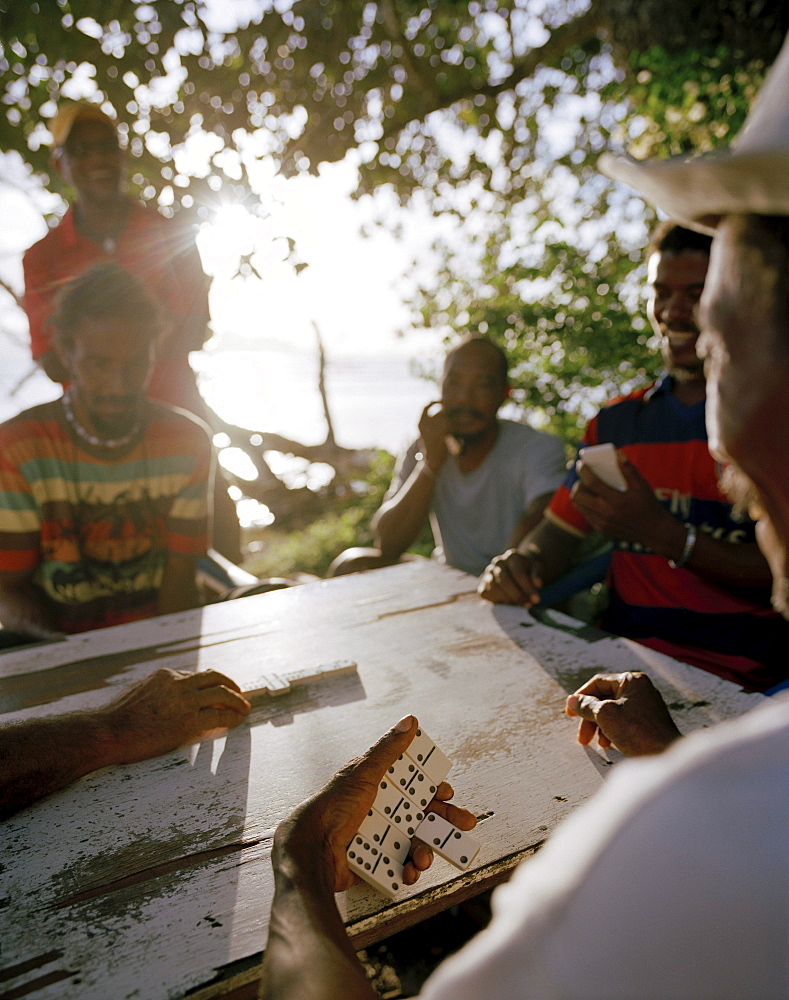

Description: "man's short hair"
53 264 164 353
649 221 713 259
445 335 509 384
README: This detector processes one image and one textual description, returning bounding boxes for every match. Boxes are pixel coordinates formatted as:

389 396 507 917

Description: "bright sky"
194 158 440 360
0 146 448 429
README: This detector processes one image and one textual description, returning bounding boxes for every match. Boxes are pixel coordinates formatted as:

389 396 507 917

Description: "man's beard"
452 429 488 450
719 464 789 621
718 463 762 519
85 398 143 439
668 359 705 383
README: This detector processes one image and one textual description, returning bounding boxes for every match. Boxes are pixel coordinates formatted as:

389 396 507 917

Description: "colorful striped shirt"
546 375 789 691
0 400 211 634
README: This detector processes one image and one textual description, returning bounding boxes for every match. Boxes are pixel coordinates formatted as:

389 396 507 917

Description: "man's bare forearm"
372 463 436 559
506 492 557 550
1 669 251 819
157 555 200 616
0 579 63 641
260 825 377 1000
0 712 112 819
646 524 773 588
516 518 579 584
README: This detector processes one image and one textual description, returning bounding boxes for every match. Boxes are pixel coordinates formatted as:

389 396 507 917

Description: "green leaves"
2 1 785 437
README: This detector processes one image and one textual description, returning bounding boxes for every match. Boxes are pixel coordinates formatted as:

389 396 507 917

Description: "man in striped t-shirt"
0 265 213 640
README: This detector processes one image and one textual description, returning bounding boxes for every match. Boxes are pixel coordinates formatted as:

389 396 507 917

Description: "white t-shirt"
418 694 789 1000
391 420 567 576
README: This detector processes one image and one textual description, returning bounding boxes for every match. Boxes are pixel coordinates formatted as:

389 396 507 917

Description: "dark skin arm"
259 715 477 1000
572 453 773 587
372 403 449 559
0 571 64 641
158 553 201 616
565 672 682 757
478 518 581 606
0 668 251 818
505 491 557 550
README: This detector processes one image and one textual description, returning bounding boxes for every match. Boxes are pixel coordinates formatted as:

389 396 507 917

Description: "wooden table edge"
179 842 544 1000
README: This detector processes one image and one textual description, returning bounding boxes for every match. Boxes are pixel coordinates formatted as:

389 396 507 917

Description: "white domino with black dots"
245 659 358 699
346 727 481 897
412 811 480 870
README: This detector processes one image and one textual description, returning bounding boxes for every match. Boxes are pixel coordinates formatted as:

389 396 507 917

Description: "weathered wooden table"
0 561 762 1000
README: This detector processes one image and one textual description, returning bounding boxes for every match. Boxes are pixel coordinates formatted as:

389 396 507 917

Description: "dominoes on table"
243 658 358 699
347 727 481 898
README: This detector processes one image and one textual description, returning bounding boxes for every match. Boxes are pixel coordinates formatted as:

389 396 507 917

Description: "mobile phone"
578 443 627 491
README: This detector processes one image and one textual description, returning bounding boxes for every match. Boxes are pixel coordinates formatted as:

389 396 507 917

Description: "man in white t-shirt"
329 335 567 577
259 36 789 1000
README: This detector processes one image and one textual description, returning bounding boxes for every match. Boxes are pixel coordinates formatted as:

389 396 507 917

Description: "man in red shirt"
24 101 209 414
23 101 241 559
478 223 787 691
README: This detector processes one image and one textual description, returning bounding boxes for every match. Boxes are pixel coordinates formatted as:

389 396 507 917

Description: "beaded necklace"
62 388 143 451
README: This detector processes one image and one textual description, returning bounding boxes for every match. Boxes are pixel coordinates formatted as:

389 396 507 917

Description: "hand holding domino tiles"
271 715 477 897
571 448 684 551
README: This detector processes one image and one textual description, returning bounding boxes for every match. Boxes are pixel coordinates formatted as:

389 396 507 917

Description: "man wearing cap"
22 101 241 560
257 34 789 1000
477 219 788 693
23 101 209 414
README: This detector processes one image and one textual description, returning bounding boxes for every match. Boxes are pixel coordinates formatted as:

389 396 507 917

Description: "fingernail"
566 695 579 715
395 715 415 733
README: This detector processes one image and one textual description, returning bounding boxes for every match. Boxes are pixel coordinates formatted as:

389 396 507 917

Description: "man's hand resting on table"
477 548 544 606
97 667 252 766
566 672 682 757
261 716 477 1000
0 668 251 818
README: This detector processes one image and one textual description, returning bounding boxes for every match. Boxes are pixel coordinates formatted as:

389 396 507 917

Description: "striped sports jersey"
0 399 211 634
546 375 789 691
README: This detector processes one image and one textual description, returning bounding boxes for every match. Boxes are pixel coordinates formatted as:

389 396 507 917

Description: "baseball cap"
50 101 119 150
599 33 789 233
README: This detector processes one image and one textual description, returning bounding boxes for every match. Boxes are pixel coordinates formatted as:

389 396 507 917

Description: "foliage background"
1 2 787 572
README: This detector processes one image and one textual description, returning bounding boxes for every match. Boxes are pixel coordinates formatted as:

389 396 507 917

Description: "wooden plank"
0 562 762 1000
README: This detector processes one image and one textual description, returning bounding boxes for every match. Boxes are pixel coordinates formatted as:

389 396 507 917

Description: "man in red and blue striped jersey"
479 222 789 691
0 264 213 642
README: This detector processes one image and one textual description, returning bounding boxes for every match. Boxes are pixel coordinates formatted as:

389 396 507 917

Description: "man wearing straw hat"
258 36 789 1000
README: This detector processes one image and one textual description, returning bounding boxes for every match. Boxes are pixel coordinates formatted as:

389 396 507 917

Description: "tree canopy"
2 1 786 438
